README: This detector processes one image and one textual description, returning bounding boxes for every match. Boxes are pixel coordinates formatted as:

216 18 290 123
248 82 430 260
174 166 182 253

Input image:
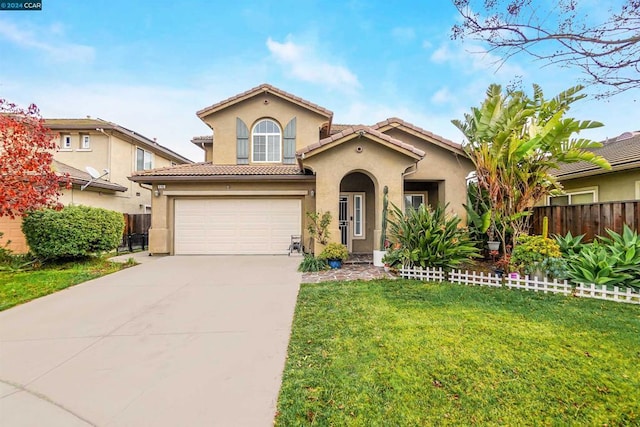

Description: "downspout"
402 161 419 179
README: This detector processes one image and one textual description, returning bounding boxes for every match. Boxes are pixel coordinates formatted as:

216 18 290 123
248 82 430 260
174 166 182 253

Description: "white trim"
547 186 598 205
353 193 365 239
635 181 640 200
81 134 91 149
163 190 308 196
61 134 72 149
251 119 282 163
75 148 92 152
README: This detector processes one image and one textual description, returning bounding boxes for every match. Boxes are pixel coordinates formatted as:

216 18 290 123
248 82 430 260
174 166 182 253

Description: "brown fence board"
532 201 640 241
122 214 151 235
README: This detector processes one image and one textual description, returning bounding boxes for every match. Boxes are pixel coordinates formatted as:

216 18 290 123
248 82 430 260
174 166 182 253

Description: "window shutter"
237 118 249 164
283 117 296 164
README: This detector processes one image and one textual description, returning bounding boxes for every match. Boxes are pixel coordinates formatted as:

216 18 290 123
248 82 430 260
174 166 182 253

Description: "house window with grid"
136 147 153 171
252 119 281 162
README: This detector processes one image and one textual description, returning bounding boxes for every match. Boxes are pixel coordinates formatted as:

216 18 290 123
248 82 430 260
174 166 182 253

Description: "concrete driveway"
0 255 301 426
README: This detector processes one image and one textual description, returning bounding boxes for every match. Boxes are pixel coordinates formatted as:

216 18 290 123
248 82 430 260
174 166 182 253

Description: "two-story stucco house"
0 118 191 253
131 84 474 256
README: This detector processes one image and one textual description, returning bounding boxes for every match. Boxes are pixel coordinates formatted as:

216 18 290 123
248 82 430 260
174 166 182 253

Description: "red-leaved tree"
0 99 63 218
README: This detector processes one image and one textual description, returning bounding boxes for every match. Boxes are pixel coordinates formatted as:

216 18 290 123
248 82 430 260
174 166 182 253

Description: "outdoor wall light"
310 190 315 197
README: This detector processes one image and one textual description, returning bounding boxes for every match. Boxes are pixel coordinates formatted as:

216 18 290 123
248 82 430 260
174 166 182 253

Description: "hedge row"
22 205 125 259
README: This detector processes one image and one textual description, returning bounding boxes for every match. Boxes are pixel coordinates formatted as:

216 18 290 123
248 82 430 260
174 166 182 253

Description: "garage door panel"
174 198 301 255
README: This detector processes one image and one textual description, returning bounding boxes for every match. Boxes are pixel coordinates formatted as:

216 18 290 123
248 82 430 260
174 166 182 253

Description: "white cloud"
431 87 453 105
391 27 416 43
0 18 95 63
430 41 524 77
266 36 361 92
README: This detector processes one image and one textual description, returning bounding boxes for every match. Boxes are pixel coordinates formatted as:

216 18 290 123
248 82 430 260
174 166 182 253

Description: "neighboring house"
549 131 640 205
0 118 191 253
131 83 473 256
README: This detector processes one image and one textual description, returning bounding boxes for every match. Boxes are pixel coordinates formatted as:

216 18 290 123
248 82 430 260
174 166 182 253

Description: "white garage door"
174 198 301 255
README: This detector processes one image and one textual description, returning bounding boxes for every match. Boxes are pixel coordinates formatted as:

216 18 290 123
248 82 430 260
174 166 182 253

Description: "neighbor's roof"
371 117 466 156
196 83 334 119
297 125 425 159
552 131 640 179
191 135 213 146
53 160 128 192
129 162 310 182
45 118 192 164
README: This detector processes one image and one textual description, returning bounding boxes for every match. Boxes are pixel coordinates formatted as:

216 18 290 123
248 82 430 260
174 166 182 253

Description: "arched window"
252 119 281 162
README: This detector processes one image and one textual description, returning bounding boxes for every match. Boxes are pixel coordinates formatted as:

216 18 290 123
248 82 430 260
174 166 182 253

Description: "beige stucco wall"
383 128 474 220
201 93 329 165
0 216 28 254
148 180 316 255
54 130 176 214
559 169 640 203
302 135 417 251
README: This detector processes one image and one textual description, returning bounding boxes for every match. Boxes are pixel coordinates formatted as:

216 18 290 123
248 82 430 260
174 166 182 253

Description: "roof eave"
128 174 316 183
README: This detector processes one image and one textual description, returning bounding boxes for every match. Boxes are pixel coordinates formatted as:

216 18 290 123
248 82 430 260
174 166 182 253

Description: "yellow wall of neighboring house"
0 216 28 254
558 169 640 203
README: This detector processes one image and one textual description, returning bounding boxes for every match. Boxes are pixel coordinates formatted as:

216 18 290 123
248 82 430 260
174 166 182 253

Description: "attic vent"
616 131 640 141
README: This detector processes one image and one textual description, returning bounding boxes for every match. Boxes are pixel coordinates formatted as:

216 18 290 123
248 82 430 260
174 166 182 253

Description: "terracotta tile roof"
131 162 304 178
552 131 640 178
330 124 360 135
196 83 333 119
297 125 425 158
45 118 193 164
52 160 127 192
371 117 465 155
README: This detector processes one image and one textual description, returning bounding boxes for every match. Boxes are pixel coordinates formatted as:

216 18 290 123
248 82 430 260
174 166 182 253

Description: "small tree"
453 84 610 254
306 211 332 245
0 100 63 218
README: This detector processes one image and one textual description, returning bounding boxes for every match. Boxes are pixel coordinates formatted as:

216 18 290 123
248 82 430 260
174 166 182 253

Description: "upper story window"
136 147 153 171
61 134 72 149
81 134 91 149
252 119 281 163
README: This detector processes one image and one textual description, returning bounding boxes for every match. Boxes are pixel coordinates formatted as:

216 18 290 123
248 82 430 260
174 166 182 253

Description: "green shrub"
317 242 349 262
387 203 480 270
511 235 561 275
566 242 631 287
298 254 329 272
22 206 125 260
564 225 640 289
553 231 585 257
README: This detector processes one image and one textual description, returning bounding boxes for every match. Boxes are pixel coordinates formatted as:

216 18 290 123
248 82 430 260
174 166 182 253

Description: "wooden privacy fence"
118 213 151 252
531 201 640 242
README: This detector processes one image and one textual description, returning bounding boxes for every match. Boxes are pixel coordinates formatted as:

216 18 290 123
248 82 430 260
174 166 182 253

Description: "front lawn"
277 280 640 426
0 257 128 311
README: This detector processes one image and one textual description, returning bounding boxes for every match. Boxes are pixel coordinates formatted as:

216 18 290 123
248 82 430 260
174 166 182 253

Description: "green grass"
0 257 128 311
276 280 640 426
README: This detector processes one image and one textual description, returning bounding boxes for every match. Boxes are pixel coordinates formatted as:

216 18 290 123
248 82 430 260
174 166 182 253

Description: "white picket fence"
399 266 640 305
575 283 640 304
399 265 445 282
449 270 502 287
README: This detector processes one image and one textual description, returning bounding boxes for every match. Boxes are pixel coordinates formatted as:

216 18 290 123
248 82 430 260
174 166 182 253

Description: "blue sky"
0 0 637 161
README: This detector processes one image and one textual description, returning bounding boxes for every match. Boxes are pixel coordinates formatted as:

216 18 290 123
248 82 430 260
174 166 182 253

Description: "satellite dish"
81 166 110 191
86 166 101 179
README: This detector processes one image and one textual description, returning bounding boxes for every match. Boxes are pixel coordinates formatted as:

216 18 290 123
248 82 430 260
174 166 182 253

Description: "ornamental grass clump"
386 203 480 270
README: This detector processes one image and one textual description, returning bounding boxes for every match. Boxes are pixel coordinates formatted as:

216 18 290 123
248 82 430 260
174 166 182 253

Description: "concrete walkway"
0 256 301 426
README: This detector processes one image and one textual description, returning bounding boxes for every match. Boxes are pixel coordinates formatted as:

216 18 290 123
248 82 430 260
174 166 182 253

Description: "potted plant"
487 225 500 251
318 242 349 269
373 186 389 267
